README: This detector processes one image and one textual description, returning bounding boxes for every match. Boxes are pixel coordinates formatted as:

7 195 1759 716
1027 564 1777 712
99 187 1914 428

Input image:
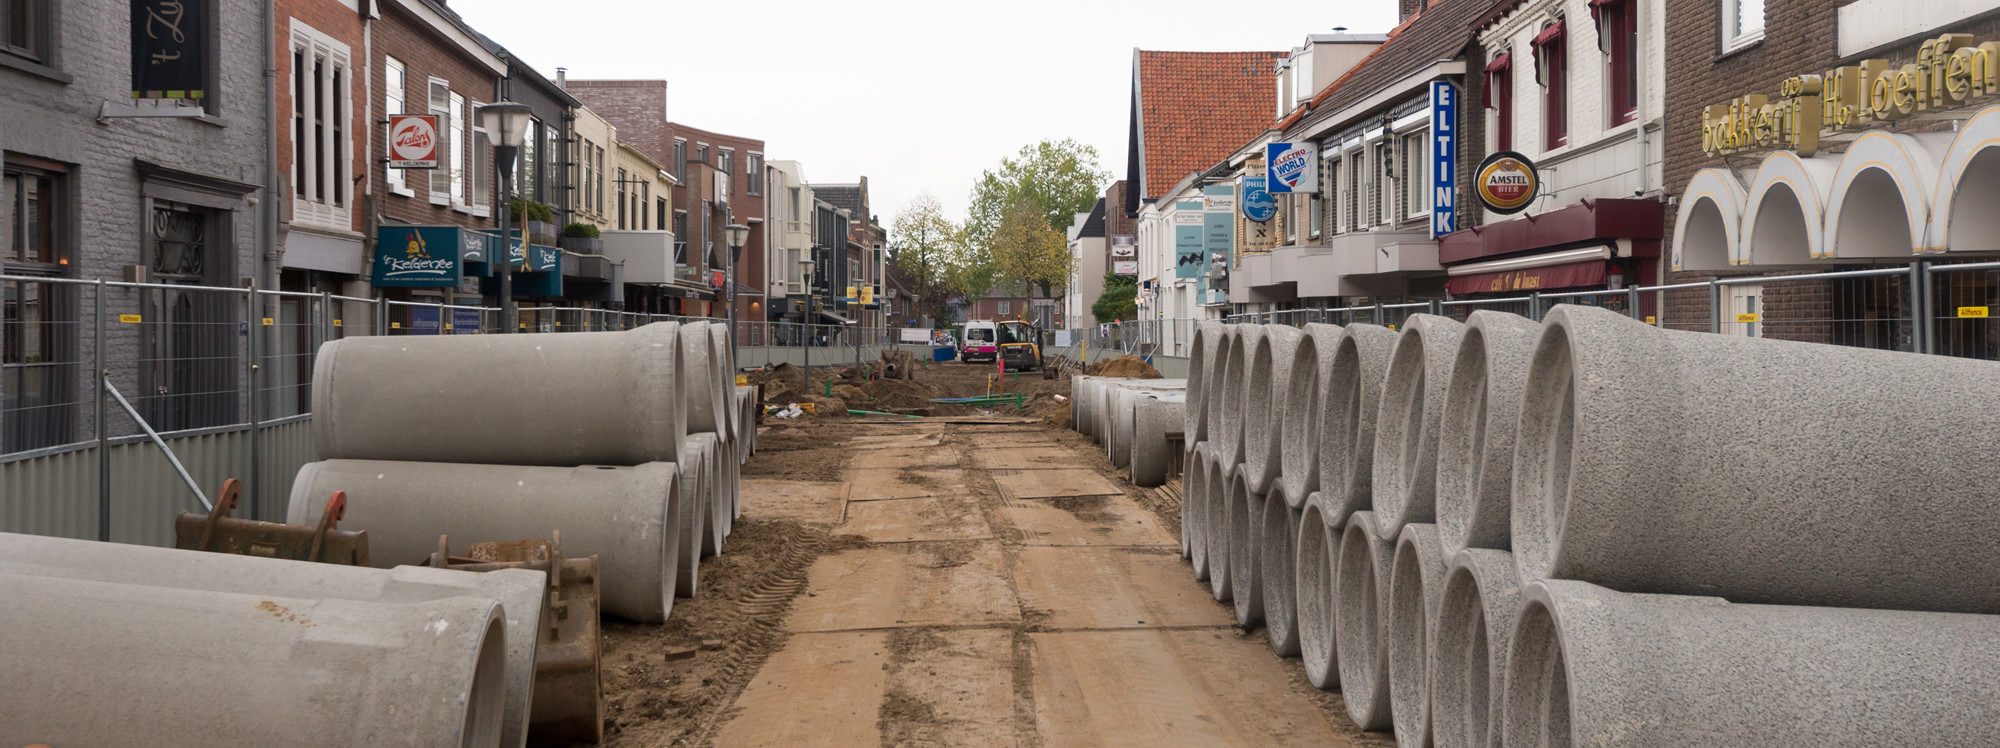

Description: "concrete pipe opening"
673 451 703 598
1502 593 1571 748
1230 469 1266 628
1335 510 1394 730
1388 523 1448 748
1436 312 1540 557
1189 444 1213 578
1260 488 1302 656
1205 327 1239 454
1512 320 1577 584
1132 397 1185 487
1371 315 1465 540
1245 326 1303 495
1220 327 1267 465
1318 325 1399 526
1281 325 1339 504
462 612 510 748
1207 462 1237 602
1432 549 1522 748
1187 322 1224 441
682 322 729 436
1295 492 1341 690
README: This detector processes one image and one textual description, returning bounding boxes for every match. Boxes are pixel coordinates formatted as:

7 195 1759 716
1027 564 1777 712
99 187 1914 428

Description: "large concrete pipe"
1189 444 1217 582
710 324 737 437
1334 510 1394 731
1228 467 1265 628
0 532 544 748
289 460 678 622
1315 325 1399 527
1431 549 1522 748
736 386 758 457
1070 375 1090 432
1206 461 1237 603
1369 315 1465 540
0 574 508 747
1108 387 1140 468
1295 492 1342 690
688 434 725 558
1259 485 1302 657
1514 305 2000 612
1186 322 1225 443
1503 579 2000 747
1434 312 1541 558
1242 325 1304 495
683 321 729 436
673 442 706 597
1279 324 1340 505
1203 326 1238 454
1387 523 1448 748
1131 395 1186 487
1183 440 1210 565
1218 326 1266 466
313 322 685 466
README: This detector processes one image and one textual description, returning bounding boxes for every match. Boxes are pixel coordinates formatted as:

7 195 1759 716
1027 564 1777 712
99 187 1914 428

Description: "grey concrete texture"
313 322 688 467
674 441 707 598
682 322 730 436
735 387 759 458
1183 440 1210 562
1432 549 1523 748
1316 325 1401 528
1070 375 1091 432
1335 510 1395 731
1387 523 1448 748
1513 305 2000 612
0 573 508 747
1131 396 1186 487
1204 326 1239 453
1434 312 1543 558
1229 469 1267 628
1109 388 1140 468
1259 488 1303 657
1219 326 1268 466
1280 324 1340 506
1370 315 1467 541
1207 461 1238 603
1190 445 1218 581
289 460 678 623
1295 492 1343 690
688 433 724 559
0 532 544 748
1244 325 1306 495
1187 322 1227 440
711 325 738 438
1503 579 2000 747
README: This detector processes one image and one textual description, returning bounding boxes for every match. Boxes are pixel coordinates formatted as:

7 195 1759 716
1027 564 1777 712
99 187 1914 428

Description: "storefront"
1439 196 1663 315
372 225 563 331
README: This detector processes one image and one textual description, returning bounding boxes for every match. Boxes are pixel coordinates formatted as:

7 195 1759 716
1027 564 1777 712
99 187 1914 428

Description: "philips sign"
1430 81 1458 238
1266 142 1318 193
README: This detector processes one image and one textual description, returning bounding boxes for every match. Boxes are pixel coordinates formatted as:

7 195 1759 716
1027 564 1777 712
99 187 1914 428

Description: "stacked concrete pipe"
1130 395 1186 487
1513 305 2000 611
1280 324 1342 503
1108 387 1141 468
682 322 729 438
1206 459 1238 602
1434 312 1541 557
1186 322 1226 448
1368 315 1465 541
1386 523 1448 747
0 573 508 747
1203 326 1240 459
1218 326 1266 467
1186 443 1215 577
290 460 680 623
1316 325 1399 527
1334 509 1394 730
1242 325 1304 494
312 321 687 466
673 442 707 597
0 531 545 748
686 434 725 559
1294 492 1342 690
1070 375 1091 432
1503 579 2000 746
1259 484 1302 656
1227 465 1264 628
1430 548 1522 748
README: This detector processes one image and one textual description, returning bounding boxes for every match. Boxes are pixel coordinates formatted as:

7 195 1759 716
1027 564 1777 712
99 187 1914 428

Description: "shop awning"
1447 257 1606 295
1439 198 1663 265
1482 53 1512 108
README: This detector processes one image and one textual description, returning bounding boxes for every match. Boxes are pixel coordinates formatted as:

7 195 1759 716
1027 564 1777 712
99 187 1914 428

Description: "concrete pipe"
1295 492 1342 690
1334 510 1394 731
1259 486 1302 657
1131 396 1186 487
673 442 707 598
1431 548 1522 748
1206 461 1238 603
1093 379 1122 446
1182 440 1208 562
1242 325 1303 495
736 386 758 457
1369 315 1465 540
1203 327 1239 456
1218 326 1266 466
682 321 729 436
0 532 544 748
313 322 685 467
1387 523 1448 748
1228 468 1265 628
1189 444 1216 581
1075 376 1096 437
1070 375 1090 432
0 574 508 748
1279 324 1340 505
1186 322 1226 442
686 433 725 559
289 460 678 623
1514 304 2000 612
1109 387 1140 468
1503 579 2000 747
1434 312 1542 558
711 324 737 437
1316 325 1400 527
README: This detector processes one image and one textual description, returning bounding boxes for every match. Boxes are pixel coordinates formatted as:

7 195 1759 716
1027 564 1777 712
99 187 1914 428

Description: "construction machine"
997 319 1045 373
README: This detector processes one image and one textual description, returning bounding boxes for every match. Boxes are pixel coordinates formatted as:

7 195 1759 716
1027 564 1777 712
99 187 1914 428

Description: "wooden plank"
991 468 1124 501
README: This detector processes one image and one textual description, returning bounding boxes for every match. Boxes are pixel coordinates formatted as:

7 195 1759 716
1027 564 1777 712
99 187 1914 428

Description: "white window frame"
469 99 490 218
1721 0 1764 54
289 21 352 231
1403 129 1429 221
746 152 762 195
384 56 412 197
448 92 467 211
998 300 1010 315
580 138 596 214
427 77 450 206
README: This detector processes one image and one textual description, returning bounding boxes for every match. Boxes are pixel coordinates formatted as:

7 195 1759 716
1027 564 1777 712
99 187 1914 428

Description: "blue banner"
1174 200 1205 279
1431 81 1459 239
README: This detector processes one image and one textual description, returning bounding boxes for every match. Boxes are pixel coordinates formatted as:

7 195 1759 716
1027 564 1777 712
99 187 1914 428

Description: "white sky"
451 0 1398 232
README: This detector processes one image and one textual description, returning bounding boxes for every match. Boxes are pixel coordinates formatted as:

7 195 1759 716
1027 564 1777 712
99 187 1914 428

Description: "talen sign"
389 115 441 169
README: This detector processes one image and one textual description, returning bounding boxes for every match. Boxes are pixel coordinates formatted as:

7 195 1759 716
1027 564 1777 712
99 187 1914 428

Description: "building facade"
764 160 813 323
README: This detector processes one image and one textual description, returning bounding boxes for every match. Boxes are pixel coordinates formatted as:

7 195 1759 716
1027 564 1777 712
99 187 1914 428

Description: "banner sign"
1113 260 1138 275
389 115 441 169
131 0 207 100
1431 81 1459 238
1241 182 1276 222
1267 142 1319 193
373 226 462 287
1174 200 1204 279
1203 184 1234 280
1111 234 1136 258
1475 151 1539 215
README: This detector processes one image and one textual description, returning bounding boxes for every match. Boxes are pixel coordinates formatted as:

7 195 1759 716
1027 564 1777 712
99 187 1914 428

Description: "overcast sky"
451 0 1398 233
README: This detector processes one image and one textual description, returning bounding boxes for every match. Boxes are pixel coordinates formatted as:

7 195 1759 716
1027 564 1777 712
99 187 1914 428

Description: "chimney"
556 67 567 90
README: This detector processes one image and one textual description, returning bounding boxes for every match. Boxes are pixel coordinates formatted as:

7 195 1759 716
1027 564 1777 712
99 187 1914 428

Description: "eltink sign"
1266 142 1319 193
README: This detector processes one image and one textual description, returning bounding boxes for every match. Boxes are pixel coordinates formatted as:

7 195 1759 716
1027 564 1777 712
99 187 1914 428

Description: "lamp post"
800 257 815 394
724 223 750 373
477 101 534 333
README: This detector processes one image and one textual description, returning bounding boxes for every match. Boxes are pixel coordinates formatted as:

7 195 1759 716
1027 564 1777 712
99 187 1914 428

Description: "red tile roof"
1134 50 1288 202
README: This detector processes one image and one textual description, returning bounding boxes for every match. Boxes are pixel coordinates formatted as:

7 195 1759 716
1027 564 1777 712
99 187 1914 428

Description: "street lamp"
477 101 534 333
725 223 750 368
799 257 816 394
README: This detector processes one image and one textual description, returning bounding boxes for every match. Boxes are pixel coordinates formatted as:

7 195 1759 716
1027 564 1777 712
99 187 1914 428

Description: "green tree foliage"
989 198 1073 301
889 194 962 325
1092 273 1137 324
967 139 1111 247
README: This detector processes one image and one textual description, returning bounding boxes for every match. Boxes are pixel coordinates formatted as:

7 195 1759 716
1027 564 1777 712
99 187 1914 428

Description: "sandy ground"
583 363 1390 747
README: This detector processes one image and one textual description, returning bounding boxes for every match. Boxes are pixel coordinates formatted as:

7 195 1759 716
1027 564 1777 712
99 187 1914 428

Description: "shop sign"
1203 184 1235 264
1111 234 1136 258
1113 260 1138 275
131 0 207 100
1431 81 1459 238
373 226 462 287
1241 182 1277 222
1174 200 1204 279
1701 33 2000 157
388 115 441 169
1475 151 1538 215
1267 142 1319 193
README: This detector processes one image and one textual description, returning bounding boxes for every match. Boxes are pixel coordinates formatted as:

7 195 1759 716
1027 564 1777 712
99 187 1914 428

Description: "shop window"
3 158 74 452
1596 0 1639 126
1722 0 1763 53
1535 22 1569 149
1484 53 1514 151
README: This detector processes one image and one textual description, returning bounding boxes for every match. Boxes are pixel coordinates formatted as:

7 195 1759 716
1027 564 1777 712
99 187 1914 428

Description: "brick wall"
368 1 499 231
565 80 670 166
277 0 368 236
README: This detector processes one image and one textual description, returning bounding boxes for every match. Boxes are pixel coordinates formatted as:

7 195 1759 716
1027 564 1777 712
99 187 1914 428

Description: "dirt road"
586 405 1390 747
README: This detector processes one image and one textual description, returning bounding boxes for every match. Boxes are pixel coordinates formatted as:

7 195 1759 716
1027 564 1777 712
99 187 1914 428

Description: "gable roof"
1128 50 1287 206
813 184 864 221
1285 0 1488 135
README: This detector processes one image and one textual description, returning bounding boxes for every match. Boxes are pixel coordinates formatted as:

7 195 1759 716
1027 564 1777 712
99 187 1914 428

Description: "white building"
763 160 813 322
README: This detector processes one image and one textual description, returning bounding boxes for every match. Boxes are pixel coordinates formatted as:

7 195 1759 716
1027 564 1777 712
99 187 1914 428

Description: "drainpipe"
256 0 279 514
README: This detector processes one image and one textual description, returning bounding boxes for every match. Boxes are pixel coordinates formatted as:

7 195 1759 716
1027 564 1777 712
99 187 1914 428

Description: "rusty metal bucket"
428 532 604 745
174 479 369 565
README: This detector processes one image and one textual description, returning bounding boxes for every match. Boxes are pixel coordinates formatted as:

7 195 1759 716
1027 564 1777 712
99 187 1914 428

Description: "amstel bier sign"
1702 33 2000 157
1476 151 1538 215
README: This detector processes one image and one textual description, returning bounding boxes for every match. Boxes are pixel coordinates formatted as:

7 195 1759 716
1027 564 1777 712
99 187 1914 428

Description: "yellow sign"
860 286 875 305
1736 312 1761 323
1703 33 2000 156
735 374 749 386
1645 315 1657 324
261 317 274 326
118 314 143 324
1958 306 1990 318
391 322 402 329
333 319 344 327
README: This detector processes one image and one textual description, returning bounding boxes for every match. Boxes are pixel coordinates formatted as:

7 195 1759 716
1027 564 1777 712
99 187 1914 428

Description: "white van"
962 320 998 363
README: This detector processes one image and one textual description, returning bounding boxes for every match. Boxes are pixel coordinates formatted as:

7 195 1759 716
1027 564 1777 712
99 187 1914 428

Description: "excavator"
996 319 1044 373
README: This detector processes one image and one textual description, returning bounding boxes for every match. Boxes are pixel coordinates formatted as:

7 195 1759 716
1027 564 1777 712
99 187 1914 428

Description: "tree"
1092 273 1137 324
988 198 1073 303
967 139 1111 247
890 194 962 326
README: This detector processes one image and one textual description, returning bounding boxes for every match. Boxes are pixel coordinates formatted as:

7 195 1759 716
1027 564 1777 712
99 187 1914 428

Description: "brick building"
813 178 889 329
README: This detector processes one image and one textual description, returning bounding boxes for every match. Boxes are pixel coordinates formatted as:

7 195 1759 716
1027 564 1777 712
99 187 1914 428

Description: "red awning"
1438 198 1664 265
1482 53 1512 108
1532 21 1565 46
1533 21 1565 85
1590 0 1625 50
1447 259 1605 295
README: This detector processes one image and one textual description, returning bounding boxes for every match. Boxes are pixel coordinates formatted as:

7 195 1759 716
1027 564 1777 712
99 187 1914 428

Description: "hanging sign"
1266 142 1319 193
1174 200 1205 279
389 115 441 169
1475 151 1538 215
1241 182 1276 222
1431 81 1459 238
131 0 207 99
373 226 462 287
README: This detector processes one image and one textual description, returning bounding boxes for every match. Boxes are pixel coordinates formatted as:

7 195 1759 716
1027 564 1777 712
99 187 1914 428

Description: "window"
3 158 74 452
1376 140 1395 225
1484 53 1514 151
638 181 649 230
1309 192 1323 239
1402 130 1427 219
615 168 627 229
998 301 1011 315
579 138 595 213
594 146 606 216
1324 156 1341 234
289 24 351 228
789 187 801 220
696 143 709 163
1597 0 1639 125
520 118 539 202
1723 0 1763 52
1348 147 1365 230
747 153 762 195
448 92 466 208
673 139 686 182
719 148 733 176
470 100 489 215
385 57 410 195
427 78 450 204
2 0 50 64
656 197 666 231
1535 22 1568 149
673 211 687 243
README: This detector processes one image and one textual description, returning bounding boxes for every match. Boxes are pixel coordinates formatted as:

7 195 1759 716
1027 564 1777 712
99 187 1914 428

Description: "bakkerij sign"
1241 182 1276 222
1431 81 1459 238
373 226 462 287
132 0 207 99
1267 142 1319 193
1174 200 1204 279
